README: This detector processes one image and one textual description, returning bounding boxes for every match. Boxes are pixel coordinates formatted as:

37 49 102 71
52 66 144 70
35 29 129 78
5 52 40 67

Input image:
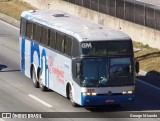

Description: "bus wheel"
38 72 47 91
32 68 39 88
69 85 78 107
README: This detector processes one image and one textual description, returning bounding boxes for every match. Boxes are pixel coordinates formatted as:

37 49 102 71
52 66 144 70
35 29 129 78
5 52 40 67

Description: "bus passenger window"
57 32 64 53
20 18 26 36
40 27 48 45
65 36 72 56
26 21 33 39
33 24 41 42
49 30 56 49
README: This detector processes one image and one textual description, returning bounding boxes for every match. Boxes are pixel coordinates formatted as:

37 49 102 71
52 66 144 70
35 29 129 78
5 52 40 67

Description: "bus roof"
21 10 131 42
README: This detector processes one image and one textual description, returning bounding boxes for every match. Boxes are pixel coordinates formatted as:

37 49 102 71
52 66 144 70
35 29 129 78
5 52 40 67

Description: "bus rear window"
81 41 133 56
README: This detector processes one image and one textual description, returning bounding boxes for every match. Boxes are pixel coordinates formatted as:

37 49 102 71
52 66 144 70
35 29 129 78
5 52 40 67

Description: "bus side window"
20 18 22 35
48 29 50 46
57 32 64 53
65 36 72 56
49 30 56 49
20 18 26 36
40 26 48 45
72 38 80 57
26 21 33 39
33 23 41 42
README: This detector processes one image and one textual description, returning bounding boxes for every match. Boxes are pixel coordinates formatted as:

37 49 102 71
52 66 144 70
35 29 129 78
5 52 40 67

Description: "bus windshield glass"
81 58 133 87
81 41 133 56
110 58 131 77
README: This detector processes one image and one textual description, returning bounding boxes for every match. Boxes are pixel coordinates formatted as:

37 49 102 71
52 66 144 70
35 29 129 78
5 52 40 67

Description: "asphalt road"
0 20 160 121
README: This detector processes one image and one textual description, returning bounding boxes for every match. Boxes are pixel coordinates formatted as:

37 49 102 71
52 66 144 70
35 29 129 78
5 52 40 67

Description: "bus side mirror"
135 61 140 74
76 62 81 77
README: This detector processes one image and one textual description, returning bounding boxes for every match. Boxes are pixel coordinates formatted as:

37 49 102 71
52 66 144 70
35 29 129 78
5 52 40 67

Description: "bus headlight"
91 93 97 96
122 91 127 94
122 91 133 94
128 91 133 94
82 92 90 96
83 92 87 96
82 92 97 96
87 93 91 96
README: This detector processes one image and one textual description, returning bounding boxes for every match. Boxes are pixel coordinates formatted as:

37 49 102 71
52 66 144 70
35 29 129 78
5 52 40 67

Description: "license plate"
105 99 114 103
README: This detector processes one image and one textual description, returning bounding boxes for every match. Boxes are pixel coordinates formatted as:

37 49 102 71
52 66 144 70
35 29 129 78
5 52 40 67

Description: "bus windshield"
81 58 133 87
110 58 132 77
81 59 108 87
81 41 133 56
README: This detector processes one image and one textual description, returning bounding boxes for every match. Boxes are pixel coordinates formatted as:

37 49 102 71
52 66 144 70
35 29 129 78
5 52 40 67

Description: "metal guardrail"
63 0 160 31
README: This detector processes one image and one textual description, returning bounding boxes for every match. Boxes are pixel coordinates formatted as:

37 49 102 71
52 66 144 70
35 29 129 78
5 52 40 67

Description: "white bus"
20 10 139 107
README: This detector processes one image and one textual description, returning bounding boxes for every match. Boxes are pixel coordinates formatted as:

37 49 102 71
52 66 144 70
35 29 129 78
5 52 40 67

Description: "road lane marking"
137 79 160 90
0 20 19 30
28 94 53 108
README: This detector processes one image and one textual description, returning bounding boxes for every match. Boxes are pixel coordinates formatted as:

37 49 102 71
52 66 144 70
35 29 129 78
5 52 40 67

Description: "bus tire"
39 81 48 91
38 71 48 91
32 68 39 88
69 85 78 107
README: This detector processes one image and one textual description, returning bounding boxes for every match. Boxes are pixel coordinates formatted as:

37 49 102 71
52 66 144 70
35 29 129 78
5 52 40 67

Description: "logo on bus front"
81 43 92 49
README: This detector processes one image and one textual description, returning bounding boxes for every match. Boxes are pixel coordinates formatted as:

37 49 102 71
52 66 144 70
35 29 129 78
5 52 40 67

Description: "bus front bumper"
81 94 134 106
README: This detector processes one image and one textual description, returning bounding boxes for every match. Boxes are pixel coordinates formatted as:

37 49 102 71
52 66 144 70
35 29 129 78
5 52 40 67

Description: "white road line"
0 20 19 30
137 79 160 90
28 94 53 108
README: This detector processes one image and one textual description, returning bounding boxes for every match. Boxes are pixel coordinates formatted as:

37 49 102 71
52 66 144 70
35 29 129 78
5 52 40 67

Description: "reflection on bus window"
110 58 132 77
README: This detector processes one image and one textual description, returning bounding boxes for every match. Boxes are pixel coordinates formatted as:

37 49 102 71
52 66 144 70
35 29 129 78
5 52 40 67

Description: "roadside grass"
0 0 160 76
0 0 35 20
133 42 160 77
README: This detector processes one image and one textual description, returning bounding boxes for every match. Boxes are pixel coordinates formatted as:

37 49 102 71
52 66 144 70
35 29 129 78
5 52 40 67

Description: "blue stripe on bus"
81 94 134 106
30 41 40 67
21 37 25 73
41 49 49 87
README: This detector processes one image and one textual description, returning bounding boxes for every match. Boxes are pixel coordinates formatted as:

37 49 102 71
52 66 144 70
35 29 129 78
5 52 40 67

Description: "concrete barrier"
0 13 20 28
21 0 160 49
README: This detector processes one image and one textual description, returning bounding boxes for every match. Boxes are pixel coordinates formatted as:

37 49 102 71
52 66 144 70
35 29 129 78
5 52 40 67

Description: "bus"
20 10 139 107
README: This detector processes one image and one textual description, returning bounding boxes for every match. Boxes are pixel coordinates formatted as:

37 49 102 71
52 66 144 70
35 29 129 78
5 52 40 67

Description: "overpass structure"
63 0 160 31
19 0 160 49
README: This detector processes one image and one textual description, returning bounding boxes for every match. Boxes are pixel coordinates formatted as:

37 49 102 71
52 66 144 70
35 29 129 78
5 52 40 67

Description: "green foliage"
141 44 150 49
